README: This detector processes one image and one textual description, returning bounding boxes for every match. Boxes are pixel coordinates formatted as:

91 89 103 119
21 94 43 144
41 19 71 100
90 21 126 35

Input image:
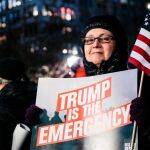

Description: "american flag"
128 11 150 76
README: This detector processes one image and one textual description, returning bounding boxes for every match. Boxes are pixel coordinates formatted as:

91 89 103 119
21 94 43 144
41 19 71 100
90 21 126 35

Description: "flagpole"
131 71 144 150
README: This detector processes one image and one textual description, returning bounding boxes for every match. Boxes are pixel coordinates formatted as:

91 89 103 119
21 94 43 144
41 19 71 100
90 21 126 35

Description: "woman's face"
84 28 116 67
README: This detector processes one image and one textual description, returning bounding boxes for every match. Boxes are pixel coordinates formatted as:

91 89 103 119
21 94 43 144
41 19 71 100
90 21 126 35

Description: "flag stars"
144 16 150 27
145 17 148 21
144 22 149 26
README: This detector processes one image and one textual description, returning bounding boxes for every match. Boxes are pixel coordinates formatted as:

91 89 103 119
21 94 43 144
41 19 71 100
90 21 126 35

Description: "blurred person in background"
0 57 37 150
62 56 86 78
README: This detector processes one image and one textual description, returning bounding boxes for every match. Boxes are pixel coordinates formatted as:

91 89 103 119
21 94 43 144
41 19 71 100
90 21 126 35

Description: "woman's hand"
130 97 143 125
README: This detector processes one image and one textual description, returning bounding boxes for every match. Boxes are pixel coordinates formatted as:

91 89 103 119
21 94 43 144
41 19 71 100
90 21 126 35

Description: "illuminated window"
33 6 38 16
8 0 13 9
2 16 6 23
120 0 127 4
16 0 22 6
9 13 14 22
8 0 21 8
42 6 48 16
2 0 6 10
0 3 2 12
13 0 16 7
60 7 76 21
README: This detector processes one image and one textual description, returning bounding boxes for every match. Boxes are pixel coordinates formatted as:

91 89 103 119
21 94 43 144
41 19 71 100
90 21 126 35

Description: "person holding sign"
25 15 131 150
26 15 129 123
82 14 150 150
80 15 131 149
24 14 150 150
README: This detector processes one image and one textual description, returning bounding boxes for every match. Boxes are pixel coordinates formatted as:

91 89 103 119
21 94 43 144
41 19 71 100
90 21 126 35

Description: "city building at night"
0 0 149 78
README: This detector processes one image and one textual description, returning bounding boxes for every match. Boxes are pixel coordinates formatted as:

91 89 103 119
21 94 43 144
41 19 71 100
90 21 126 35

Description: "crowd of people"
0 13 149 150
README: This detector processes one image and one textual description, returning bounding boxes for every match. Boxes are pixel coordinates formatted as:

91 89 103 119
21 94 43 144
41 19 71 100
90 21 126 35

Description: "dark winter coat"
138 73 150 150
0 81 37 150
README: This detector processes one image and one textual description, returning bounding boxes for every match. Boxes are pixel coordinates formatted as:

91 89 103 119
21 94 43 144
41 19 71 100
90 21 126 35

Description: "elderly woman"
80 15 130 150
25 15 130 150
81 15 128 76
25 15 150 150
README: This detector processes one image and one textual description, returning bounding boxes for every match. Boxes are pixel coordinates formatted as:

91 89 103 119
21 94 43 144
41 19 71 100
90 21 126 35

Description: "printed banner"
30 69 137 150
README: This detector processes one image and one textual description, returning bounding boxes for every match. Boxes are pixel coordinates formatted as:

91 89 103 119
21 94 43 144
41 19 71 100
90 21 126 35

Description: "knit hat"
82 15 128 52
0 57 26 81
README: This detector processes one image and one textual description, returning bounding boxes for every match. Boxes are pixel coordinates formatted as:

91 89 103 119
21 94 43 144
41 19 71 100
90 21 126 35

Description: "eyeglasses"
83 36 114 45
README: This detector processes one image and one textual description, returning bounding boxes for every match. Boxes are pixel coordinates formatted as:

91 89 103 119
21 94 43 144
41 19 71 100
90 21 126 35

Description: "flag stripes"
132 45 150 63
128 20 150 76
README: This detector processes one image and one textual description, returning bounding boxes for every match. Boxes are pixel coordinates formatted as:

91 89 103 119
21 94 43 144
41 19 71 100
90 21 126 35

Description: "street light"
146 2 150 10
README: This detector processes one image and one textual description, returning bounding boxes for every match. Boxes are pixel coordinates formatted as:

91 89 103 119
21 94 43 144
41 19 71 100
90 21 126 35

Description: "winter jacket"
0 81 37 150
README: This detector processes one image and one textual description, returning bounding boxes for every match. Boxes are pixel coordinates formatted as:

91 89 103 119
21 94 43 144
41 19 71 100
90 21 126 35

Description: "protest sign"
30 69 137 150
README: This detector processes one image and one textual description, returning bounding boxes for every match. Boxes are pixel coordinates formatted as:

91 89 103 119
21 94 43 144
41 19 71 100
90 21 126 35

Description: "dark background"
0 0 149 81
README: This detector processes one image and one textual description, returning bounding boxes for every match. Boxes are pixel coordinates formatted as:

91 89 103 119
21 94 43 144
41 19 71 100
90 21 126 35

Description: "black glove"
25 104 43 128
130 97 144 125
130 97 150 149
